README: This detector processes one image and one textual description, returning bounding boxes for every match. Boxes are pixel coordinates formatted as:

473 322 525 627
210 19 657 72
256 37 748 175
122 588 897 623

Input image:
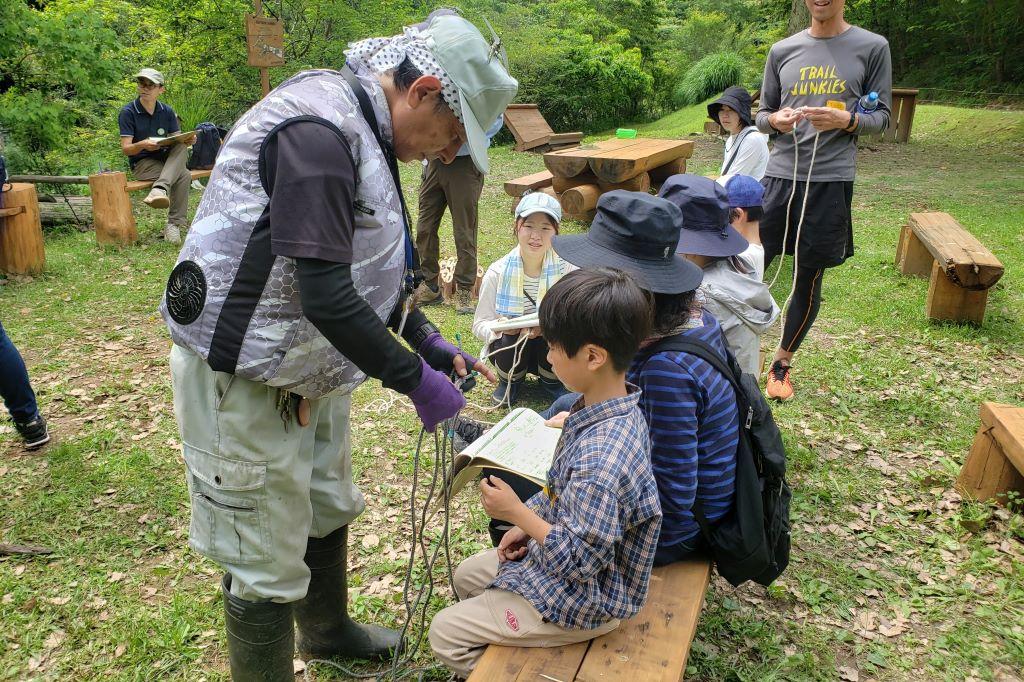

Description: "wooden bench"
894 212 1004 324
957 402 1024 506
88 169 211 245
504 104 583 153
467 560 712 682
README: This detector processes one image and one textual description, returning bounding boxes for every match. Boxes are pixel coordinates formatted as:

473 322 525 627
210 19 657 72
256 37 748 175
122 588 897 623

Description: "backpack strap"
720 127 755 176
649 333 753 539
340 64 420 283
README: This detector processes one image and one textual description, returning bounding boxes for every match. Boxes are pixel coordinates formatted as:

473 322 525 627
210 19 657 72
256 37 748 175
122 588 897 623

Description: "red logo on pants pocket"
505 608 519 632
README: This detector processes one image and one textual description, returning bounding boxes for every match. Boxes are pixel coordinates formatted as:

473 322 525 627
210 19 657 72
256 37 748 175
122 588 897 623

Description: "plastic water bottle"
856 91 879 114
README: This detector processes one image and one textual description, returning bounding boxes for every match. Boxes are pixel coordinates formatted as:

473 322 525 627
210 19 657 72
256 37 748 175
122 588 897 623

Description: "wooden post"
895 224 932 277
89 172 138 246
255 0 269 97
925 259 987 324
0 183 45 275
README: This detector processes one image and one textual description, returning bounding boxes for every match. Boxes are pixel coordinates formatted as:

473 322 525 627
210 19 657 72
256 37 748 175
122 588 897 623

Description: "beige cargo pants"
133 142 192 226
169 345 365 603
429 549 620 678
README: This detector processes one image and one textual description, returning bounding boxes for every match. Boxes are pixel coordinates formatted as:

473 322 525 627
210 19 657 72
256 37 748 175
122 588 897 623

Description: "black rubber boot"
294 526 402 661
222 574 295 682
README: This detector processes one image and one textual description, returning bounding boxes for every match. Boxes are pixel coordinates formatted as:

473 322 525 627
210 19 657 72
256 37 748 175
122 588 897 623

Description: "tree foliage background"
1 0 1021 174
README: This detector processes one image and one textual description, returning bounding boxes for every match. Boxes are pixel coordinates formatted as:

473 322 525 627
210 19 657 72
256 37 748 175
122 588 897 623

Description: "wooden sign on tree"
246 15 285 67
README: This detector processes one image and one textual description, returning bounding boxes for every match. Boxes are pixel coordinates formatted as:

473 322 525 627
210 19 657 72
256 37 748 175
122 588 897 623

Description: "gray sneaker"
143 187 170 209
162 223 181 244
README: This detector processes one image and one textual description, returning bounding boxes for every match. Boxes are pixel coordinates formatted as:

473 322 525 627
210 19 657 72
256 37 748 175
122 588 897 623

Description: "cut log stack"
503 138 694 223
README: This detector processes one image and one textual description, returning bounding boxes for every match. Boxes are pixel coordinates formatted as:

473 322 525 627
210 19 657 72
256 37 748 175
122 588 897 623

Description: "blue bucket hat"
551 190 703 294
718 173 764 209
658 174 748 258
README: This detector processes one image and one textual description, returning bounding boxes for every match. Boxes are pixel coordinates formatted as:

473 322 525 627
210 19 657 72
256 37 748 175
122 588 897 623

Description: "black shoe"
294 526 402 661
451 416 488 453
488 521 514 548
15 415 49 450
490 380 522 407
222 574 295 682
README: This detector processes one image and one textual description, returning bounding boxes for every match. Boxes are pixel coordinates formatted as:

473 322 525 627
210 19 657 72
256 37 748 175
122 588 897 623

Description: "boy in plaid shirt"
430 268 662 678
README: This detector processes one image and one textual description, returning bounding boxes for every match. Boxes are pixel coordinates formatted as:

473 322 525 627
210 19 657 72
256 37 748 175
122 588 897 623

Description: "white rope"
777 129 821 340
765 120 821 360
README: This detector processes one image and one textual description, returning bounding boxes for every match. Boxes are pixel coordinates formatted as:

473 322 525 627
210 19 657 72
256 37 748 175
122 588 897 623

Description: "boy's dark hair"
731 205 763 222
539 267 653 372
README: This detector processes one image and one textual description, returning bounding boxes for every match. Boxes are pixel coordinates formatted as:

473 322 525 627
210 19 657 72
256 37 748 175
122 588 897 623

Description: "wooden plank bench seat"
467 559 712 682
124 169 211 193
957 402 1024 506
505 104 583 153
87 169 212 246
504 170 555 198
894 211 1004 324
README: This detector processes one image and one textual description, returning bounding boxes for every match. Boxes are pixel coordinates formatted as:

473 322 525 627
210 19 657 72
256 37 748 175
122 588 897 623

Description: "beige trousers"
133 142 192 226
169 345 364 603
429 550 620 678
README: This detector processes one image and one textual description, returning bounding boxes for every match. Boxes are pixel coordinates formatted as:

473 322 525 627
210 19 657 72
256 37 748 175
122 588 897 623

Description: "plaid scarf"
495 247 567 317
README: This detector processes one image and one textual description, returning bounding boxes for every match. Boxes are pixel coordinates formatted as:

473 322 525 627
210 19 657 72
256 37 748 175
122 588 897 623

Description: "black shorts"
759 177 855 269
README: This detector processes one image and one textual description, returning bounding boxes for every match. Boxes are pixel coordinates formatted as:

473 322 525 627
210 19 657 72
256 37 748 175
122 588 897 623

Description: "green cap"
133 68 165 86
421 15 518 174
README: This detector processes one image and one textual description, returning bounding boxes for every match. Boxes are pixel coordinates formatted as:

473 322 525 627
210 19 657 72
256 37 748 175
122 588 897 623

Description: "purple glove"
408 358 466 432
418 331 480 377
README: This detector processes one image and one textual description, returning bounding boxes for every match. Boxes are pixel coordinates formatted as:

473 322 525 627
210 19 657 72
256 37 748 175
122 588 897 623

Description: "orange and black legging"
781 266 824 353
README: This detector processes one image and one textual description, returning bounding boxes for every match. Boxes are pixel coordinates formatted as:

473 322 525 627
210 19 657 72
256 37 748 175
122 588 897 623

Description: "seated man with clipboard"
118 67 196 244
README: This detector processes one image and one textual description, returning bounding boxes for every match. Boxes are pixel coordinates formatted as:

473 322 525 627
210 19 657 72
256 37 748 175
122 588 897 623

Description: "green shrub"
674 52 747 107
510 32 654 132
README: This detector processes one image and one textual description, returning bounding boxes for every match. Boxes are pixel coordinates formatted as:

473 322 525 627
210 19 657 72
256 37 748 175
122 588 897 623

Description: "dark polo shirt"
117 98 180 168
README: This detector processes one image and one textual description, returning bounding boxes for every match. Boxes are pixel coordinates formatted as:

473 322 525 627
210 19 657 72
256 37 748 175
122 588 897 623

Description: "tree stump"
89 172 137 246
0 183 45 275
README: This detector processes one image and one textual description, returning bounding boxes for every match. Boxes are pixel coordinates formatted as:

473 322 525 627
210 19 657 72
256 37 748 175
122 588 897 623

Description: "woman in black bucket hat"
707 86 769 180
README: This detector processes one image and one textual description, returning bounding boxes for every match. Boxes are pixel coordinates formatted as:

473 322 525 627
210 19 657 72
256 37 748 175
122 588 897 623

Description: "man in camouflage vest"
160 15 516 679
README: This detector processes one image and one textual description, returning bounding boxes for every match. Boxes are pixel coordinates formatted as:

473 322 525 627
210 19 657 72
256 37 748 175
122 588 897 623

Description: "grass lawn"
1 102 1023 681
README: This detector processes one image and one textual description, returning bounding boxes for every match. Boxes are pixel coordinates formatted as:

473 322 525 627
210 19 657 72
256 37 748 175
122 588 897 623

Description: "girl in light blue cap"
472 190 575 408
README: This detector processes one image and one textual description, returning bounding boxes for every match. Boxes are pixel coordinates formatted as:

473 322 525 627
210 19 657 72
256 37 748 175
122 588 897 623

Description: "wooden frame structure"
504 104 583 153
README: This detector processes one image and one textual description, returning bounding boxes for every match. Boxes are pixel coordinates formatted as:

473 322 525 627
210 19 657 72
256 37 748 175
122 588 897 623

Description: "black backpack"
652 334 791 587
187 122 222 170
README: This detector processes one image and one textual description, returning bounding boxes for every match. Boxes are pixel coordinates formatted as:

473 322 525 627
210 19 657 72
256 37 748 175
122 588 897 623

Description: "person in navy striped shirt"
549 189 740 566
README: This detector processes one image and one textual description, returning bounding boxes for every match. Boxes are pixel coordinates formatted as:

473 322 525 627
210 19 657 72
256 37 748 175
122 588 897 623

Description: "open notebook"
147 130 195 147
447 408 562 498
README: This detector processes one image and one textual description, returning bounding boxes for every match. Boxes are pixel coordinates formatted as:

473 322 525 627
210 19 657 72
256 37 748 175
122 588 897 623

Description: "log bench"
957 402 1024 506
467 560 712 682
894 212 1004 324
88 169 212 245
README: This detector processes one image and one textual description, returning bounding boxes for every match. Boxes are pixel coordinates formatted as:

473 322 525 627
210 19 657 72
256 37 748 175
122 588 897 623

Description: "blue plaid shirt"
491 385 661 630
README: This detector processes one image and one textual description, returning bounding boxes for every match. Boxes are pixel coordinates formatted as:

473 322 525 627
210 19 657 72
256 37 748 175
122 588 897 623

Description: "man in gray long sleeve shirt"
755 0 891 402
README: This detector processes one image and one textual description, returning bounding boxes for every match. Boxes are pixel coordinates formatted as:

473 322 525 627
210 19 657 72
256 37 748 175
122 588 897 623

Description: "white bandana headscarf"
345 26 463 123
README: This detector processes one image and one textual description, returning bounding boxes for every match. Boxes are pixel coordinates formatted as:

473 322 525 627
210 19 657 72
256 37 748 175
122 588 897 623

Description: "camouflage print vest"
159 66 407 398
